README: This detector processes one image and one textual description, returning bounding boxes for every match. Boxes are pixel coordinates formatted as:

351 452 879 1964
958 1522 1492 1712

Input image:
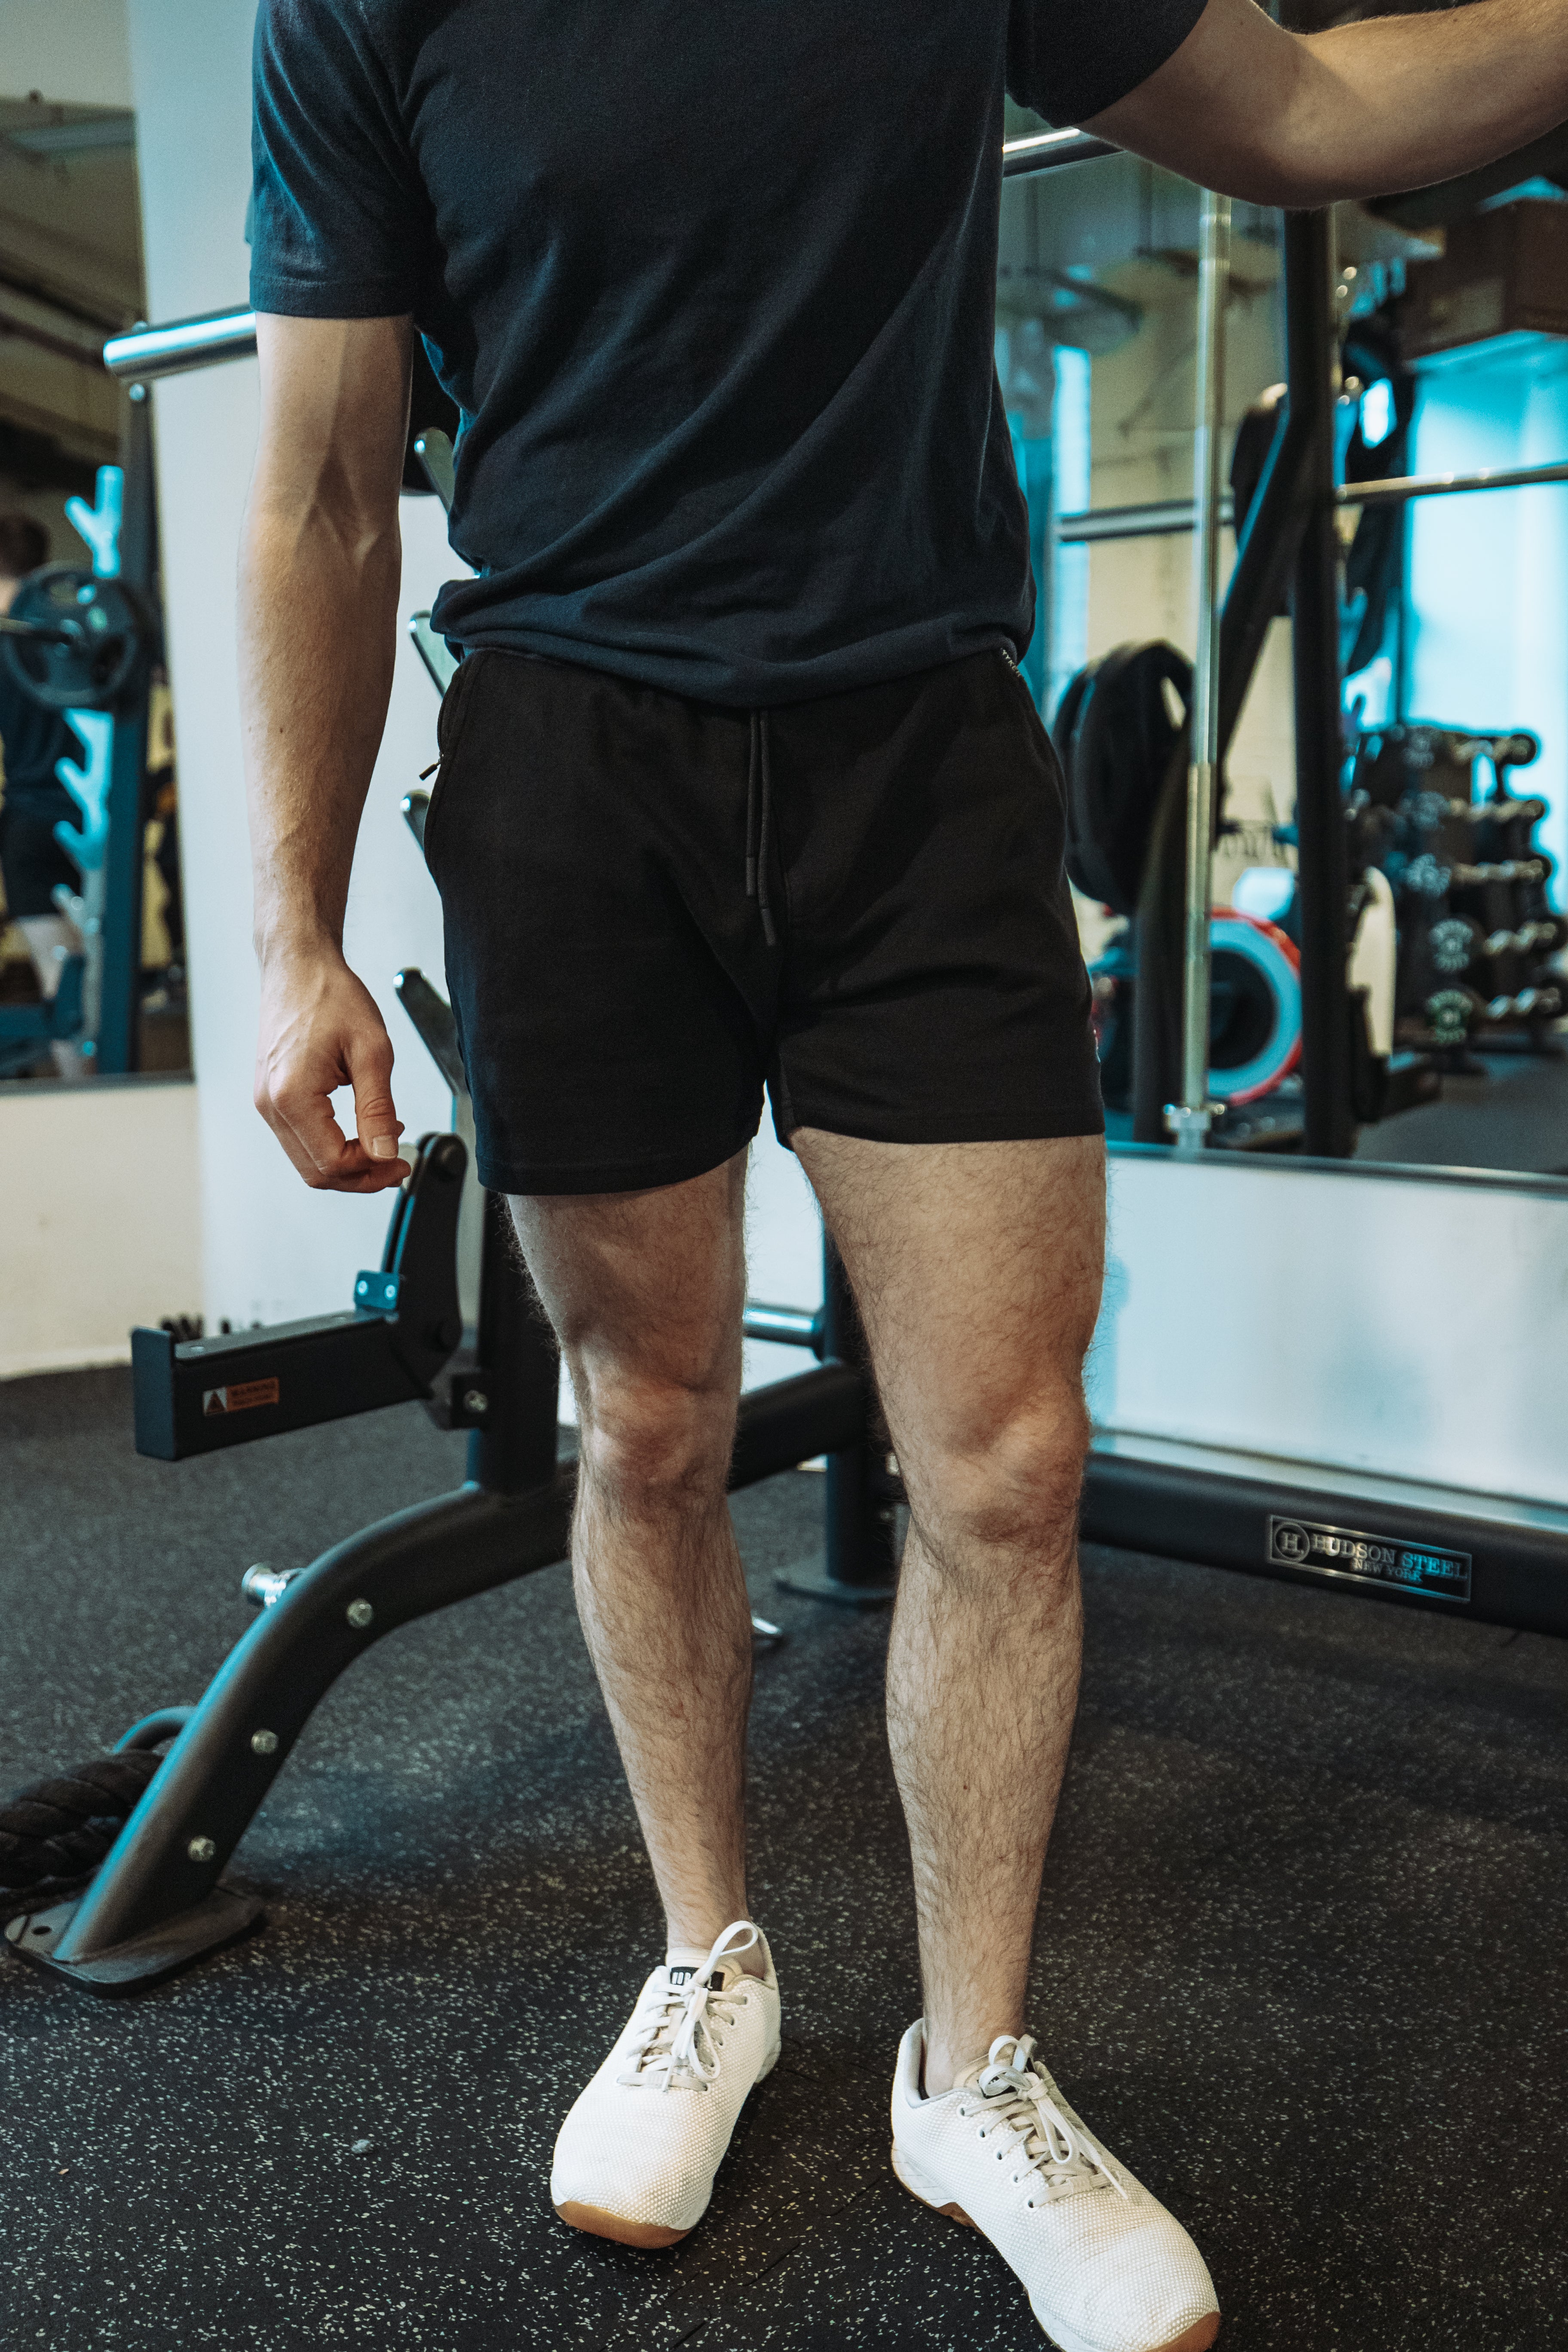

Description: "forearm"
239 486 401 964
1088 0 1568 211
1285 0 1568 205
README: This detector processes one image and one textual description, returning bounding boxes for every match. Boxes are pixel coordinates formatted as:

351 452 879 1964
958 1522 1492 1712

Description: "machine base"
4 1883 264 1995
775 1558 897 1608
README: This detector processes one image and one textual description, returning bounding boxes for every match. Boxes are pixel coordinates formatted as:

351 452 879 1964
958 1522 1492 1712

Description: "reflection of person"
143 673 185 978
0 516 86 1078
238 6 1563 2343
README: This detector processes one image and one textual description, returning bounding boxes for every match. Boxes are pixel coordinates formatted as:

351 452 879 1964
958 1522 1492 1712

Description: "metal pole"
1286 210 1354 1157
1169 188 1231 1155
1057 456 1568 545
774 1239 897 1607
467 1191 561 1495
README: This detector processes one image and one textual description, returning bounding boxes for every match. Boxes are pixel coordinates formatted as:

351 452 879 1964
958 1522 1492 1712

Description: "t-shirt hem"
432 618 1031 712
248 273 422 319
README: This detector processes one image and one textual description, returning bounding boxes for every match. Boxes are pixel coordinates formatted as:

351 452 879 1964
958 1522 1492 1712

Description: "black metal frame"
6 1090 889 1991
1080 1441 1568 1638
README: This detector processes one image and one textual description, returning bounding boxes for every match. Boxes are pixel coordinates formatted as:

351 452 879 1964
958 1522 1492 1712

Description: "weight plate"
1207 909 1302 1104
0 565 144 711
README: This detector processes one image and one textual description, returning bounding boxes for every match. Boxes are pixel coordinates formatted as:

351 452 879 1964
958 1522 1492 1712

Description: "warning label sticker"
1268 1515 1471 1605
202 1378 280 1417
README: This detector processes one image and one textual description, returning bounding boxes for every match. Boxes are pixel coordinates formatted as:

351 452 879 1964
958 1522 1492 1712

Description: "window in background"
1049 345 1091 725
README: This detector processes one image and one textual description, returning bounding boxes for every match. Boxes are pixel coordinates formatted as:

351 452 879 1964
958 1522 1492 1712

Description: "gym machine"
3 1069 897 1992
1051 222 1568 1157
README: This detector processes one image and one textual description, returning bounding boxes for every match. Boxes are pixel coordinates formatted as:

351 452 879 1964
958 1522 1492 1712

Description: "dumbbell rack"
1348 723 1568 1063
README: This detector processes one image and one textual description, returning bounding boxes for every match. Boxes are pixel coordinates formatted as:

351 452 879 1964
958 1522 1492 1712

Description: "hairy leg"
510 1151 763 1959
793 1130 1105 2093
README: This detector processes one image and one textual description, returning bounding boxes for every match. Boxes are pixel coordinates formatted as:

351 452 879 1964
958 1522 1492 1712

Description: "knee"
912 1387 1090 1578
576 1364 736 1508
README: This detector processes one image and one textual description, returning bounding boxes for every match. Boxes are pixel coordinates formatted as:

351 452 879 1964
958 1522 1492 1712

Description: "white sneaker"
551 1920 781 2248
891 2022 1220 2352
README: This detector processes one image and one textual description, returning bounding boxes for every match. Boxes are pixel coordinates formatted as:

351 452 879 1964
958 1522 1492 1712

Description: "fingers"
253 959 410 1194
344 1023 410 1179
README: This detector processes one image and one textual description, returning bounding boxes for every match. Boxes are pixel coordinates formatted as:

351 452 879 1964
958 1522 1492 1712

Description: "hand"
254 947 411 1191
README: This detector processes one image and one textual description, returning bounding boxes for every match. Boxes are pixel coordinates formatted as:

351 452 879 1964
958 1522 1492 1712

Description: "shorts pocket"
424 651 486 870
996 647 1066 790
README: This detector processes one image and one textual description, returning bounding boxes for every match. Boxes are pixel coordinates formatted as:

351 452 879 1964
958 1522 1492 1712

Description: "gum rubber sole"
891 2144 1221 2352
554 2201 689 2249
552 2034 781 2254
891 2138 974 2225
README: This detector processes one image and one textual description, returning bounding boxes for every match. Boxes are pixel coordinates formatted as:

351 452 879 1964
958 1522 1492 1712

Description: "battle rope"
0 1750 163 1921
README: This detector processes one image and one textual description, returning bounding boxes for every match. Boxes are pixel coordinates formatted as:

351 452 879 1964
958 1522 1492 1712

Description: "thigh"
792 1129 1106 1495
510 1148 749 1408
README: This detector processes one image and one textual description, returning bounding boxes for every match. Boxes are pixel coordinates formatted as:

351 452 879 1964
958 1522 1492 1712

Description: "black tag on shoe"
668 1966 697 1985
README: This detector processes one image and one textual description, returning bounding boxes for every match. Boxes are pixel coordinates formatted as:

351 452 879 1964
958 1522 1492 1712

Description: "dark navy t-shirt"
251 0 1205 707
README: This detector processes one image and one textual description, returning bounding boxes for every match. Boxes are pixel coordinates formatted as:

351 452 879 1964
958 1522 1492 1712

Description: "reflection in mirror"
0 94 186 1085
1000 128 1568 1178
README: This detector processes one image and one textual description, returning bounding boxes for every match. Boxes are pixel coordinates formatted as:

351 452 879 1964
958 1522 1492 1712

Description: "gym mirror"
1001 104 1568 1181
0 93 185 1086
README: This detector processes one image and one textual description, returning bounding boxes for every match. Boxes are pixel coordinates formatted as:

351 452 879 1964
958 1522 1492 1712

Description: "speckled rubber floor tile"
3 1369 1566 2348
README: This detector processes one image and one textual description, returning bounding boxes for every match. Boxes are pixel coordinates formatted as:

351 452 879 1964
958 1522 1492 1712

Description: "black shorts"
424 647 1102 1195
0 800 79 921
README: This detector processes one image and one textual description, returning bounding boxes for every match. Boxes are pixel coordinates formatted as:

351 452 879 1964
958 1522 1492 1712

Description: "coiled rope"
0 1751 163 1921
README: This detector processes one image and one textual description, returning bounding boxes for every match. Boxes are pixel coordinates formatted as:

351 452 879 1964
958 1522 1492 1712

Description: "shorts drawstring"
745 710 778 947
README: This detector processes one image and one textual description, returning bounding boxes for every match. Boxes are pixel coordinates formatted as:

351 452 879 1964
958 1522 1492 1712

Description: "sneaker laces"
964 2034 1128 2202
621 1920 762 2094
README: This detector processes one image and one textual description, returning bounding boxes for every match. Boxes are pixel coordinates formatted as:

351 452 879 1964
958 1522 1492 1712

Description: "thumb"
344 1022 407 1167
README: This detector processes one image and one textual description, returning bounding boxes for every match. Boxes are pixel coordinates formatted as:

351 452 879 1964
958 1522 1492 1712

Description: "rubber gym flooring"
3 1369 1566 2352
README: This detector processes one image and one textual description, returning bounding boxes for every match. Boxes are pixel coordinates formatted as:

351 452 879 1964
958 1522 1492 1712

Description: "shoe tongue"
664 1948 709 1991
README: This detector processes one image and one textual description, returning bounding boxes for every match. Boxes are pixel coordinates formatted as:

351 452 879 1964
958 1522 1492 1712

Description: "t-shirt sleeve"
1006 0 1213 129
250 0 432 317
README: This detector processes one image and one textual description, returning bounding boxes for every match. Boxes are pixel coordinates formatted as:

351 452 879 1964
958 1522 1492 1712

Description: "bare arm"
240 311 413 1191
1086 0 1568 208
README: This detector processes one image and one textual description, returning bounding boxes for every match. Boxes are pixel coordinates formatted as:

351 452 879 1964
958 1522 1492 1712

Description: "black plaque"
1268 1515 1472 1604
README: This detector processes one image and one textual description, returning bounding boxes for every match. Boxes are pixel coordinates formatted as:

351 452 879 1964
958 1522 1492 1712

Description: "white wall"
0 0 176 1384
120 0 453 1330
0 1079 200 1377
0 0 132 107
